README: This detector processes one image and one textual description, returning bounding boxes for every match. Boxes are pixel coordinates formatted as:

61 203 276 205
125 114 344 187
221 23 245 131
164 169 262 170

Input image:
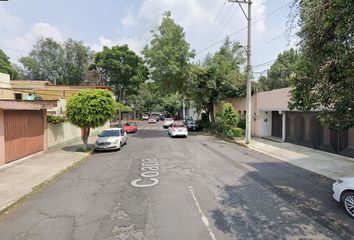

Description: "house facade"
0 73 111 166
215 87 354 158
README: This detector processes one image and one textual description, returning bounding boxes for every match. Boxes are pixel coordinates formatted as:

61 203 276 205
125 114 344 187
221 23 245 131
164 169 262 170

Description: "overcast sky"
0 0 296 78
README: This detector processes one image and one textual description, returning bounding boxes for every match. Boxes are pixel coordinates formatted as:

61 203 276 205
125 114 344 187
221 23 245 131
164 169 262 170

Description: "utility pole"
228 0 252 144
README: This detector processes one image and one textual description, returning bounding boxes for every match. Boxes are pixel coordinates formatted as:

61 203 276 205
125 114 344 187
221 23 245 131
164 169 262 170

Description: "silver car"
95 128 127 151
163 118 174 128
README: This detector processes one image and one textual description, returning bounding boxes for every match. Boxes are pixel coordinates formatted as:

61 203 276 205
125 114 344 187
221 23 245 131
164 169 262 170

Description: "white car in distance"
333 176 354 218
168 122 188 138
163 118 174 128
95 128 127 151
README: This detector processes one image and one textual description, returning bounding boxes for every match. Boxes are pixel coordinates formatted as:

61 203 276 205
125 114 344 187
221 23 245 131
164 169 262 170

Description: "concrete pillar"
0 110 5 166
282 112 286 142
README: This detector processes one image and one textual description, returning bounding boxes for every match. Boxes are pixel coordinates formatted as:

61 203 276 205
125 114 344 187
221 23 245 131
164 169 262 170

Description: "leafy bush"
47 115 66 124
231 127 244 137
215 103 239 134
237 118 246 130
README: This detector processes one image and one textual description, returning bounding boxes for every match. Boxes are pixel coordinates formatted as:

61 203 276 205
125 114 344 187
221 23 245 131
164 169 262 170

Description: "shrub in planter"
47 115 66 124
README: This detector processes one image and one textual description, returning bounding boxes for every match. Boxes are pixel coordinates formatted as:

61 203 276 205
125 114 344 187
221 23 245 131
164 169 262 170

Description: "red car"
123 122 138 133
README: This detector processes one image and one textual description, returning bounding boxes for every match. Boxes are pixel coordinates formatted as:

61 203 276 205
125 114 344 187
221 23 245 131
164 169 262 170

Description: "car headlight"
336 179 343 184
112 139 119 144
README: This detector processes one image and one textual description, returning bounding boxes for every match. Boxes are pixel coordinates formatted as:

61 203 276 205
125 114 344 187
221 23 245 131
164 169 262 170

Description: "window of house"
14 93 22 100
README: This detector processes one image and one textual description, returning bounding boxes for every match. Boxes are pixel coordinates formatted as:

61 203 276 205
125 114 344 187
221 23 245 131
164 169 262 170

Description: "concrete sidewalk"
240 138 354 180
0 137 97 213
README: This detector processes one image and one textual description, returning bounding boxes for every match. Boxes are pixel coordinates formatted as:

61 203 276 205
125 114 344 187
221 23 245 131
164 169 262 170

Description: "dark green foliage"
215 103 240 135
237 118 246 130
163 93 183 116
225 127 244 138
0 49 19 79
199 112 210 129
92 45 148 101
143 11 195 94
259 48 299 91
66 89 118 128
289 0 354 130
19 38 92 85
47 115 66 124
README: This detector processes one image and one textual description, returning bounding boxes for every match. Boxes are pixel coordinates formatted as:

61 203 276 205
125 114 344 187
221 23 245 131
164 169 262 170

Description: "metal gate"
271 111 282 138
4 110 44 163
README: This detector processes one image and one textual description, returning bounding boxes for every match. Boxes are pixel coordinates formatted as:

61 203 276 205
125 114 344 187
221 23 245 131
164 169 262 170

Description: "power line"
196 1 293 56
203 1 236 48
199 0 228 49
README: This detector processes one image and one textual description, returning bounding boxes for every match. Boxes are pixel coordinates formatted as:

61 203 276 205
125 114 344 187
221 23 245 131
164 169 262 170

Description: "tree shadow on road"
210 160 354 239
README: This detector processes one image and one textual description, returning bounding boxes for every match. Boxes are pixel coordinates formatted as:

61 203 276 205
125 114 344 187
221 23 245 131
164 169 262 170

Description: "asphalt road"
0 121 353 240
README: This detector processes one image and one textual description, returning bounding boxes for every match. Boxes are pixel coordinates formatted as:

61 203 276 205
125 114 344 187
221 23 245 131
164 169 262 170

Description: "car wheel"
343 192 354 218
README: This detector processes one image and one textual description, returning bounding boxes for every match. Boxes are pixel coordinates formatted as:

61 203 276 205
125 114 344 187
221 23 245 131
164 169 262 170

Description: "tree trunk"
207 103 215 127
81 127 90 150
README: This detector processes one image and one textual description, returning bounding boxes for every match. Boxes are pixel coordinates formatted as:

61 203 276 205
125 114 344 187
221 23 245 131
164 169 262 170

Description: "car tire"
342 192 354 218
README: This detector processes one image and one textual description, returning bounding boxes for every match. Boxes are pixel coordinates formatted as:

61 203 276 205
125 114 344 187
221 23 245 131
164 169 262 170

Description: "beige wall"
47 121 110 148
0 73 15 99
257 87 291 111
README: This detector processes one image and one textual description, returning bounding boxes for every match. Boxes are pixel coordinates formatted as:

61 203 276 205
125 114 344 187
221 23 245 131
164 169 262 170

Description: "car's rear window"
100 130 120 137
125 122 135 126
174 124 186 127
165 118 172 121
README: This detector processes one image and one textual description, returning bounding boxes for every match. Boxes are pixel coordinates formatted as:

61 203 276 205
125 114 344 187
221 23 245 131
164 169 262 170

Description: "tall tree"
63 39 93 85
289 0 354 130
91 45 148 102
189 38 245 124
20 38 65 84
0 49 19 79
19 37 92 85
143 11 195 94
259 48 299 91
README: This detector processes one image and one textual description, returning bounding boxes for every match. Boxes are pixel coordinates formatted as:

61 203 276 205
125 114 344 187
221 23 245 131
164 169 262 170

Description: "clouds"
91 33 151 56
0 3 64 62
0 3 22 33
118 0 267 59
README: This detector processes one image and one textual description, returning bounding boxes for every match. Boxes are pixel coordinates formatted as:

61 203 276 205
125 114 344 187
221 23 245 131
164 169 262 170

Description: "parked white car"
168 122 188 138
333 176 354 218
95 128 127 151
163 118 174 128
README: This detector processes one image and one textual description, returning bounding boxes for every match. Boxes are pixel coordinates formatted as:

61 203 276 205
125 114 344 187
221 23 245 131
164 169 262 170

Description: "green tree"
20 38 65 84
289 0 354 130
143 11 195 94
66 89 118 149
189 38 245 125
19 38 92 85
0 49 19 79
91 45 148 101
129 82 162 115
259 48 299 91
163 92 183 116
63 39 93 85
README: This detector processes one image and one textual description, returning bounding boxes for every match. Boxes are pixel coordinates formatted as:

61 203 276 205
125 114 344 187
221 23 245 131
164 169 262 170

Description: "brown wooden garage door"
4 110 44 163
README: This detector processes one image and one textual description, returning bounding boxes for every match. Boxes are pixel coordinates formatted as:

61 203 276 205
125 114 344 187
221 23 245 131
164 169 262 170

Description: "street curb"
0 151 93 216
214 134 249 148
